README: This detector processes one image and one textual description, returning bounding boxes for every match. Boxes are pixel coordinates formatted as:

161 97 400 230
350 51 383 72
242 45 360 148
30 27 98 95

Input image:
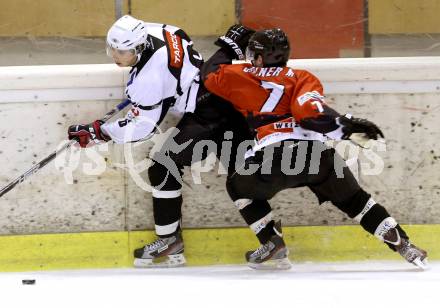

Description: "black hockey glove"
68 120 111 148
215 24 255 60
339 114 384 140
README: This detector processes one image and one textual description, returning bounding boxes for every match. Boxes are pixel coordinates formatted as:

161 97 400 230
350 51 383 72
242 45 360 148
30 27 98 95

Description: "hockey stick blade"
0 99 131 198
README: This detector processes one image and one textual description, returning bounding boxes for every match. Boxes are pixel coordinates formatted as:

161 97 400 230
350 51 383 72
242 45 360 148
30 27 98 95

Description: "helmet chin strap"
132 43 147 66
134 53 142 65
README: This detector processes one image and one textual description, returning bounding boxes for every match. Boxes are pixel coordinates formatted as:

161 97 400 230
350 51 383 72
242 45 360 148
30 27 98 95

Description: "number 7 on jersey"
260 81 285 112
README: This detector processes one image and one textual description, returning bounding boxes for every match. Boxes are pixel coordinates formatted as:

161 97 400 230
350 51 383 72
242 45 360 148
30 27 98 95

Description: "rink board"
0 224 438 272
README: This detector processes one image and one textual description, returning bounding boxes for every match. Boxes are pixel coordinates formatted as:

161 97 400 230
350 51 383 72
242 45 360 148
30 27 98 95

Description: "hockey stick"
0 99 131 198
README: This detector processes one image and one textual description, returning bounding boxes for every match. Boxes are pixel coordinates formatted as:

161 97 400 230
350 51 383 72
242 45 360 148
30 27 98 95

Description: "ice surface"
1 261 439 308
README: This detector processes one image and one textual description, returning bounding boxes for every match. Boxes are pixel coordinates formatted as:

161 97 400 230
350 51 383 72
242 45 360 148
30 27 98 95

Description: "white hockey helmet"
106 15 149 59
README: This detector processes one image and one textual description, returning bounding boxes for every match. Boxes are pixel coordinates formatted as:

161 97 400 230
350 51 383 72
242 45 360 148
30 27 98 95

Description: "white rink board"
1 58 440 234
1 262 439 308
2 57 440 103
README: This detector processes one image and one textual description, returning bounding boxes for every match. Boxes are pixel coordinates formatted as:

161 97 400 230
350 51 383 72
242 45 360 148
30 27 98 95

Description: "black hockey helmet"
246 28 290 67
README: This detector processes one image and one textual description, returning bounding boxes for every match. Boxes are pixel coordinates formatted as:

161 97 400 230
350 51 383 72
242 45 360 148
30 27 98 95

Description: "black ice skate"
383 227 428 270
133 232 186 268
246 221 291 270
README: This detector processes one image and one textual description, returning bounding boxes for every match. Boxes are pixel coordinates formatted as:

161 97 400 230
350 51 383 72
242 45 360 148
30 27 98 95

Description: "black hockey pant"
148 95 252 237
226 140 408 246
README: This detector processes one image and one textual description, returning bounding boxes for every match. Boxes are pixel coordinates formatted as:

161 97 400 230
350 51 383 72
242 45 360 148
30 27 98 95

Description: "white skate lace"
145 238 166 251
252 243 270 257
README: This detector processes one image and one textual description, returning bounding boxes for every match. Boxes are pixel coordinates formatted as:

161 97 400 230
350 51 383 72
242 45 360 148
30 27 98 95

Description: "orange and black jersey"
201 49 343 150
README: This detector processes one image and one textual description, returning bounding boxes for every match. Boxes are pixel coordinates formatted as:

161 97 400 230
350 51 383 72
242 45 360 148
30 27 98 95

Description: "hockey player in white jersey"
67 15 253 267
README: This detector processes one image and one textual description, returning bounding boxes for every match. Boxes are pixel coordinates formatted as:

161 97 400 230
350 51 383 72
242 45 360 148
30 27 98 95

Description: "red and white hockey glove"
68 120 111 148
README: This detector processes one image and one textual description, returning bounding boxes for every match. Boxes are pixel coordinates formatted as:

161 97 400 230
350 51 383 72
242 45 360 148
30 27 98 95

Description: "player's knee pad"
148 160 183 192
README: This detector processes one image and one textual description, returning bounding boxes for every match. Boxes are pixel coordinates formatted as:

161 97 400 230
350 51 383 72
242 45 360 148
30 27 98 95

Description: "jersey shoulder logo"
165 31 184 69
297 91 324 105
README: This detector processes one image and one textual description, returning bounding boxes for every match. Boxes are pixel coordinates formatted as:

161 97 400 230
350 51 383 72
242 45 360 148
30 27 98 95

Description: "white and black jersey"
102 23 203 143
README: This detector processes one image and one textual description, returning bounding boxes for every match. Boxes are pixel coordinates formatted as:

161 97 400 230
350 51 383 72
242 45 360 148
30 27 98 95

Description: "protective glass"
106 44 136 58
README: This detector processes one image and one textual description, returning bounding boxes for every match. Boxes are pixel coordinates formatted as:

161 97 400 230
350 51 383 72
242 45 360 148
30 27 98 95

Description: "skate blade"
248 257 292 270
134 253 186 268
412 257 429 270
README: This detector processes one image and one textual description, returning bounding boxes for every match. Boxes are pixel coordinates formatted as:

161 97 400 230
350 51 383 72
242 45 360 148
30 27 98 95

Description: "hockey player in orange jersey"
202 25 428 270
